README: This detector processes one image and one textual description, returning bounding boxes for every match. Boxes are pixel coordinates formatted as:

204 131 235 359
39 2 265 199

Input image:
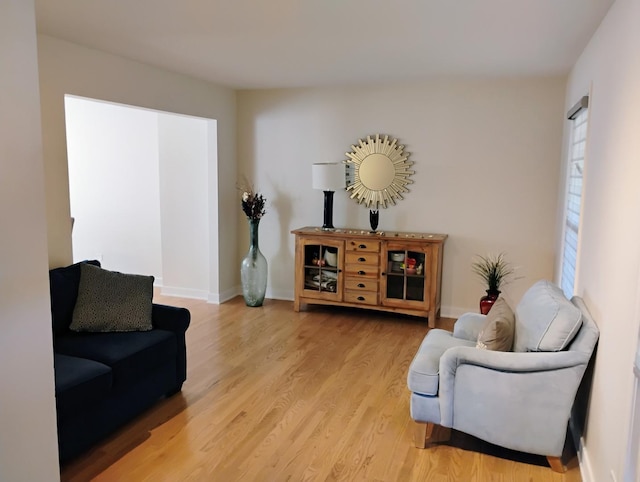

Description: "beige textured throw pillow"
476 297 515 351
70 263 154 332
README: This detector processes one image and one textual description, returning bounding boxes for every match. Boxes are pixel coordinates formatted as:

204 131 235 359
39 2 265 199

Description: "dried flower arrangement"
237 178 266 221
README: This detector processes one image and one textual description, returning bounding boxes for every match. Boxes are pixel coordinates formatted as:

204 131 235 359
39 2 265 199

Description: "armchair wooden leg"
414 422 428 448
546 456 566 473
414 422 451 449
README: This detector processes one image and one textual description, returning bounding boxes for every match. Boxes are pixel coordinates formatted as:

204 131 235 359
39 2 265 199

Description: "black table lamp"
312 163 344 230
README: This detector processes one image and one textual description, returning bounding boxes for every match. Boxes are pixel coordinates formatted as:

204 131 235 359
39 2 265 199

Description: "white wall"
560 0 640 480
237 79 566 314
0 1 60 480
158 113 211 298
66 96 163 277
37 35 237 298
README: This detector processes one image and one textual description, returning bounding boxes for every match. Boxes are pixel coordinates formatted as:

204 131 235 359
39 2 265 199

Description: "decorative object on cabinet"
292 227 447 327
369 210 379 232
312 163 345 230
324 247 338 267
471 252 517 315
344 134 414 208
238 180 268 307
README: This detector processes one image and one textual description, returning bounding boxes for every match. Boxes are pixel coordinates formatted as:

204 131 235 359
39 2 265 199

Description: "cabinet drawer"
345 251 379 266
345 290 378 305
345 279 379 292
345 264 378 278
346 239 380 253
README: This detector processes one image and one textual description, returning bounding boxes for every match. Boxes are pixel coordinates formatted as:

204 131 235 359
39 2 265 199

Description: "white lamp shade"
312 163 344 191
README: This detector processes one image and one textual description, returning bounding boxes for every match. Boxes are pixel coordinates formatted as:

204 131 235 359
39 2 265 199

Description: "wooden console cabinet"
292 227 447 327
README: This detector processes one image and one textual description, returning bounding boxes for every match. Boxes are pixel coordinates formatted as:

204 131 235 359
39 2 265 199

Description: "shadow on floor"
446 428 578 469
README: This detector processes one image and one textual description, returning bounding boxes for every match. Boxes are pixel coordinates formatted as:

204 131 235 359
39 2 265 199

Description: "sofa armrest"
152 304 190 391
152 304 190 333
452 313 486 341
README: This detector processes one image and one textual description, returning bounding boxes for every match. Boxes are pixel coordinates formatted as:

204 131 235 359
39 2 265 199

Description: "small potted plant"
471 252 516 314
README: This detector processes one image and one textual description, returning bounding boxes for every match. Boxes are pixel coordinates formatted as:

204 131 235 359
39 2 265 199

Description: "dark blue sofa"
49 260 190 463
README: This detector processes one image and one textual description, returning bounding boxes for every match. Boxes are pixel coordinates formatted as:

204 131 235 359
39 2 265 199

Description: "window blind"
560 99 588 298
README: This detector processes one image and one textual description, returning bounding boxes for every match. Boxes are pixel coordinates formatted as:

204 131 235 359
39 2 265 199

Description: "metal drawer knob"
357 296 365 301
358 270 366 275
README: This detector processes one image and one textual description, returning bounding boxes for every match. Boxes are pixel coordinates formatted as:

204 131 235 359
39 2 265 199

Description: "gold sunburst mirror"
345 134 414 208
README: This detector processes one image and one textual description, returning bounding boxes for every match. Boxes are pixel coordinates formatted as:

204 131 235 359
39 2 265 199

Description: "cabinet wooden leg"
427 309 436 328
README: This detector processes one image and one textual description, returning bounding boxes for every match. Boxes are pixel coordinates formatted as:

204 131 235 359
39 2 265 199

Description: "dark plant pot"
479 290 500 315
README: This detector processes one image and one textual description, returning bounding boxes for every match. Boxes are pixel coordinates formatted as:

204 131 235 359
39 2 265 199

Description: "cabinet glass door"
384 246 428 305
301 239 343 298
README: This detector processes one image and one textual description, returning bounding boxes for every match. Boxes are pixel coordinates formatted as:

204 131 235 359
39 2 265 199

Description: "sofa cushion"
55 329 176 389
70 263 154 333
54 353 112 421
476 297 515 351
407 329 476 396
49 260 101 335
514 280 583 352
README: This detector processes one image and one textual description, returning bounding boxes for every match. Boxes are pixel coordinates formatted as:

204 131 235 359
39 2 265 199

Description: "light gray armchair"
407 280 599 472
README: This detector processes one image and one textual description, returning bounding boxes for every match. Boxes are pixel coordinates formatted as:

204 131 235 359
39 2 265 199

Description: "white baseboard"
160 286 208 300
576 436 595 482
267 289 294 301
208 287 292 305
156 284 475 320
208 286 240 304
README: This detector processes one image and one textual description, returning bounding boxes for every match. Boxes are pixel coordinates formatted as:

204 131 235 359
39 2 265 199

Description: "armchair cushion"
70 263 154 333
476 297 515 351
514 280 582 352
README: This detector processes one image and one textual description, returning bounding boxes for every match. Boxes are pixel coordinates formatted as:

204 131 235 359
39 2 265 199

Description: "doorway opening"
64 95 219 300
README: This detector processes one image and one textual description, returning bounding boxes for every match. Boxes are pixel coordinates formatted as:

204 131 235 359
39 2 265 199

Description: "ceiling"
35 0 614 90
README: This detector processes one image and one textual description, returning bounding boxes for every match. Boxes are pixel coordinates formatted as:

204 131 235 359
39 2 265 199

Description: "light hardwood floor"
61 295 582 482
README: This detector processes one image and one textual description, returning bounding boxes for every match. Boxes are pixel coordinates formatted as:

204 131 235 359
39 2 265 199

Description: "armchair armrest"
441 346 589 374
452 312 486 341
152 304 190 333
437 346 591 456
